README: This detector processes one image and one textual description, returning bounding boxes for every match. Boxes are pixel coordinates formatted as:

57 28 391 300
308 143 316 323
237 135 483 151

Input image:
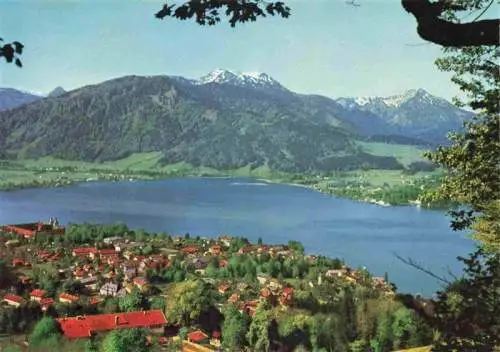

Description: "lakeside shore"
0 159 443 208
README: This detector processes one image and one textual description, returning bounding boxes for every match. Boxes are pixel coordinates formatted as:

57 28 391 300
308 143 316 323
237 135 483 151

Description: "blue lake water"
0 177 474 296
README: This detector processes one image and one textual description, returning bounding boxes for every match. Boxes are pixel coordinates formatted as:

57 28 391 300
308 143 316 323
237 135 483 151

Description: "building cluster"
0 222 394 351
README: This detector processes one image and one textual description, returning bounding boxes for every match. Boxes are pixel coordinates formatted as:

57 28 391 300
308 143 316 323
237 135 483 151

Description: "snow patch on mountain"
196 69 285 90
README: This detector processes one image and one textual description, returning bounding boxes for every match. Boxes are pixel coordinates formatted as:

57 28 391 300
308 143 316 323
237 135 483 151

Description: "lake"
0 177 474 296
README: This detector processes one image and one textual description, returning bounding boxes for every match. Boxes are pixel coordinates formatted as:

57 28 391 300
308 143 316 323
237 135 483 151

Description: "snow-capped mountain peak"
196 69 285 90
338 89 436 110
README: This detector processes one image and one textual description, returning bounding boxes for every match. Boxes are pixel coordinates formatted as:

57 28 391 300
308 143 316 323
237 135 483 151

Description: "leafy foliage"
166 280 213 326
100 328 150 352
246 301 272 352
431 249 500 351
155 0 290 27
0 38 23 67
29 317 61 348
222 305 248 351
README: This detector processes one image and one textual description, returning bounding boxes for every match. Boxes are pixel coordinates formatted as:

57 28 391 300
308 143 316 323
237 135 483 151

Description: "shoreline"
0 173 414 208
0 164 442 209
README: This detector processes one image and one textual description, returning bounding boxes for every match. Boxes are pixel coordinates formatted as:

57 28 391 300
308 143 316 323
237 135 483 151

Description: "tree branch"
393 252 452 285
402 0 500 47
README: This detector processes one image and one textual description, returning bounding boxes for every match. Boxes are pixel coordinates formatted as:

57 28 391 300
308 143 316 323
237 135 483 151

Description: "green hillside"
0 75 406 173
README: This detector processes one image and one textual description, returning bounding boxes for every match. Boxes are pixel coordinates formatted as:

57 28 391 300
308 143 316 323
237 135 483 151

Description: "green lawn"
357 142 429 167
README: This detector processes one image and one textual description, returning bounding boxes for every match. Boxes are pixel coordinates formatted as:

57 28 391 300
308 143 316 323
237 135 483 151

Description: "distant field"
0 150 438 194
394 347 431 352
342 169 437 187
357 142 429 167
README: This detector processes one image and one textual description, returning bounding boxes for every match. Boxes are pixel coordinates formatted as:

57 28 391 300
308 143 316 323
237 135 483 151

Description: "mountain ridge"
0 70 471 172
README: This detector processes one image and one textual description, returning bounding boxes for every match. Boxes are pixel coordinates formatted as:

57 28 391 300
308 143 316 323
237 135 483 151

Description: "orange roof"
188 330 209 343
260 288 272 297
59 293 79 302
57 310 167 339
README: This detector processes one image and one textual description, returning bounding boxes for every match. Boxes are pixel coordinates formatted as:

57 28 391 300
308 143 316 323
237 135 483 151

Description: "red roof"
89 296 103 305
40 298 55 306
99 248 118 255
72 247 97 255
4 294 25 304
57 310 168 339
282 287 294 296
30 289 47 298
182 246 199 254
188 330 209 343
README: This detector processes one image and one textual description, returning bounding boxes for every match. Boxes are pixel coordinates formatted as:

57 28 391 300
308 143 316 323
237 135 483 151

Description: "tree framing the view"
1 0 498 351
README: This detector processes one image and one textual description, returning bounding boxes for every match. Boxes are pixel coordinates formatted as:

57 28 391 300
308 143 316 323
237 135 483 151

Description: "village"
0 219 402 352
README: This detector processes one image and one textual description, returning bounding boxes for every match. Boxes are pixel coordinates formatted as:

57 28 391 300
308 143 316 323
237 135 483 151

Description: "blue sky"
1 0 461 100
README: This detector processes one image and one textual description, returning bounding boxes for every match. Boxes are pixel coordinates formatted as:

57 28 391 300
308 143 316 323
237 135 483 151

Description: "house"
187 330 210 345
242 300 259 317
217 283 230 294
103 236 123 245
257 273 270 285
100 282 118 297
192 257 209 270
57 310 168 339
325 269 347 278
97 248 119 260
122 264 137 279
259 288 276 305
89 296 103 305
40 298 55 312
237 246 253 255
133 277 149 290
73 268 86 279
18 275 31 285
30 289 47 302
103 271 116 279
124 283 135 294
12 258 30 267
268 279 282 292
209 244 221 256
5 239 21 247
80 276 99 291
1 221 64 239
218 235 232 247
72 247 97 257
59 293 80 304
227 293 240 304
237 282 249 292
210 331 221 348
182 246 199 255
281 287 294 306
3 294 25 307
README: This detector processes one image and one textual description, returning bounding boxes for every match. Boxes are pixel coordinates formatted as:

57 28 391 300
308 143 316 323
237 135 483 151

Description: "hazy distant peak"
339 88 440 109
196 69 285 90
48 86 67 98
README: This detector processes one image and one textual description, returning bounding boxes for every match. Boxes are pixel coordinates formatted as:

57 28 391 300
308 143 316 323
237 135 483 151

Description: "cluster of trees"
218 291 432 352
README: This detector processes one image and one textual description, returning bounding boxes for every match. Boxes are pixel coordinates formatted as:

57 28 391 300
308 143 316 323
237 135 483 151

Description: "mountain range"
0 70 472 173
